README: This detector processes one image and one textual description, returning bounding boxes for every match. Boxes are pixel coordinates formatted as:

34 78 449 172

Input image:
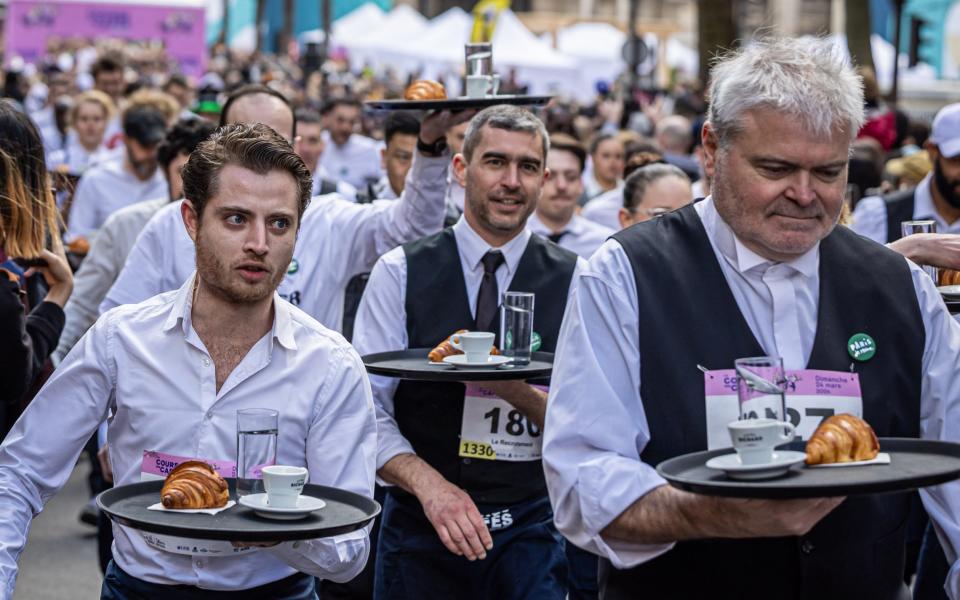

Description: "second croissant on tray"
160 461 229 509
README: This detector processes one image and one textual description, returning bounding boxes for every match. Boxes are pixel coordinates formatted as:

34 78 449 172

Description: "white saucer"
442 354 513 368
705 450 807 480
238 493 326 520
939 285 960 298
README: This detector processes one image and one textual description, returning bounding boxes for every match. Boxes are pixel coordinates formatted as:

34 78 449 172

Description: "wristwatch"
417 136 448 157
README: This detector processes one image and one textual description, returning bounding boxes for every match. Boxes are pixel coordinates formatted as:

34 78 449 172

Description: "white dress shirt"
0 274 377 594
852 174 960 243
320 130 383 190
581 186 625 231
46 132 112 175
543 196 960 598
65 156 169 241
353 217 586 472
54 197 168 363
527 212 615 259
100 152 450 331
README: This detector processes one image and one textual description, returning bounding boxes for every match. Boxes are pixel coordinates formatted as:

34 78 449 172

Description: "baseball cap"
929 103 960 158
123 106 167 147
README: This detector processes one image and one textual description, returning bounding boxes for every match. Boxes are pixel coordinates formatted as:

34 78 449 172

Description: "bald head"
224 93 295 144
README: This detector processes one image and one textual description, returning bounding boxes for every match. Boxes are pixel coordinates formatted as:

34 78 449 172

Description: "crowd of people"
3 31 960 600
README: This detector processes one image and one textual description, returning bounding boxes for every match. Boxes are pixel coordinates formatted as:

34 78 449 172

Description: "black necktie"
547 231 567 244
475 251 505 332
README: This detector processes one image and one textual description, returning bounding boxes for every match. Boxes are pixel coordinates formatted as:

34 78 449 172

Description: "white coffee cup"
449 331 495 363
262 465 308 508
465 74 492 98
727 419 795 465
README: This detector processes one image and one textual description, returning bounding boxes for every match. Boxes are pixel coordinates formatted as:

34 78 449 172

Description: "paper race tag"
138 450 250 557
459 384 546 462
704 369 863 450
140 451 237 482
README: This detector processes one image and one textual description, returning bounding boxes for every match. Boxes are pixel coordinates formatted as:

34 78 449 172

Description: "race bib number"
459 384 545 462
704 370 863 450
138 451 251 556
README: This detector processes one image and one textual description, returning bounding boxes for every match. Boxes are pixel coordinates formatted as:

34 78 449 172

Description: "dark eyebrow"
216 206 296 220
480 151 543 169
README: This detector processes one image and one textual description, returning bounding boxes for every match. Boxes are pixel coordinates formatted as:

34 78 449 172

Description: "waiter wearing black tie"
353 105 585 599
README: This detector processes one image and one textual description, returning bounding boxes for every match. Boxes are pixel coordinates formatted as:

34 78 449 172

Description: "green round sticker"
287 258 300 275
847 333 876 362
531 331 542 352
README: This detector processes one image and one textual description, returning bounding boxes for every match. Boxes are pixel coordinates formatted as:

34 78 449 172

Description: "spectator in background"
47 90 115 176
321 97 383 189
582 133 624 200
856 66 897 152
162 73 195 120
583 144 659 231
65 104 169 242
91 53 125 107
0 100 73 432
654 114 700 182
528 133 614 259
358 111 420 202
30 66 72 158
445 120 469 221
294 107 357 200
617 162 693 230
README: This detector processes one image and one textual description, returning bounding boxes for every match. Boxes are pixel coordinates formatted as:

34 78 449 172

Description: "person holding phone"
0 99 74 430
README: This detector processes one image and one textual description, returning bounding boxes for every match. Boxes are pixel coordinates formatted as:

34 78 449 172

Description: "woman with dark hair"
0 98 73 431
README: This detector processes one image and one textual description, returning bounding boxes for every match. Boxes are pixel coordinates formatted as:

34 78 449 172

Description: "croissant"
805 414 879 465
160 461 229 509
404 80 447 101
427 329 500 362
940 269 960 286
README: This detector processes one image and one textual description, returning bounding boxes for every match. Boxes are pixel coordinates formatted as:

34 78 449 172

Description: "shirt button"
204 412 213 420
800 540 815 555
195 558 203 568
202 358 211 367
462 458 471 465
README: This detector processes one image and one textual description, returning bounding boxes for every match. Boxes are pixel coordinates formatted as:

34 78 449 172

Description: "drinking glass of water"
734 356 787 422
501 292 534 366
901 220 938 282
237 408 278 498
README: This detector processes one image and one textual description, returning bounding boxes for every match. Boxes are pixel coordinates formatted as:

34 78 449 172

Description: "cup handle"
779 422 796 443
449 334 463 351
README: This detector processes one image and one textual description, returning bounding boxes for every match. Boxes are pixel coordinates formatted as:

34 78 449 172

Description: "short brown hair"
181 122 312 226
548 133 586 173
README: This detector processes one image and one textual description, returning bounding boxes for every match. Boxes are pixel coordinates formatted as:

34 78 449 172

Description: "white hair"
707 37 865 145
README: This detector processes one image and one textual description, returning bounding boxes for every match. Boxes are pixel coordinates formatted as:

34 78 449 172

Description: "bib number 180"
484 407 541 437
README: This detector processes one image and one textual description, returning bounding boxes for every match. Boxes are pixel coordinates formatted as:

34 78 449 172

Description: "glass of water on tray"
501 292 534 366
237 408 278 498
901 220 938 282
734 356 787 423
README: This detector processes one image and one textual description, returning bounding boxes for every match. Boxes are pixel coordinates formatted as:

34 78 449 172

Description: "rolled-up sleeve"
543 239 674 568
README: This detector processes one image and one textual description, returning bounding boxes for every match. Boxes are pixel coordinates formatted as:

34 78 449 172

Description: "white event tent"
340 5 429 70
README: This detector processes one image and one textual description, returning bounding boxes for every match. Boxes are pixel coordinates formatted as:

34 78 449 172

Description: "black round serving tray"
656 438 960 499
365 95 552 111
97 479 380 542
361 349 553 381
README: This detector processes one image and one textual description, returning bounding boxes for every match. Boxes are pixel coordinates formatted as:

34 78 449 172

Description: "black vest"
392 229 577 506
602 204 924 600
882 187 917 243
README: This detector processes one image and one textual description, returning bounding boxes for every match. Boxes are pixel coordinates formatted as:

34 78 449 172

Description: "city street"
14 461 103 599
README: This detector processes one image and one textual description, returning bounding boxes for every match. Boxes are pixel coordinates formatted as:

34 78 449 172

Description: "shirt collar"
700 196 819 279
453 215 532 276
527 211 586 237
162 272 298 351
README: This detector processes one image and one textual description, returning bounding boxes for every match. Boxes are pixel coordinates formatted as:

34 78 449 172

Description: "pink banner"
5 0 206 77
704 369 862 397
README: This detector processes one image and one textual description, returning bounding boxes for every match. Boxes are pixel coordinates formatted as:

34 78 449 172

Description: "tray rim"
364 94 552 111
656 438 960 499
361 348 553 381
97 479 381 542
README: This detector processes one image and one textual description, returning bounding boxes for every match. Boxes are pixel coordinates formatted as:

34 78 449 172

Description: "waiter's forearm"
489 382 546 428
378 452 447 500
